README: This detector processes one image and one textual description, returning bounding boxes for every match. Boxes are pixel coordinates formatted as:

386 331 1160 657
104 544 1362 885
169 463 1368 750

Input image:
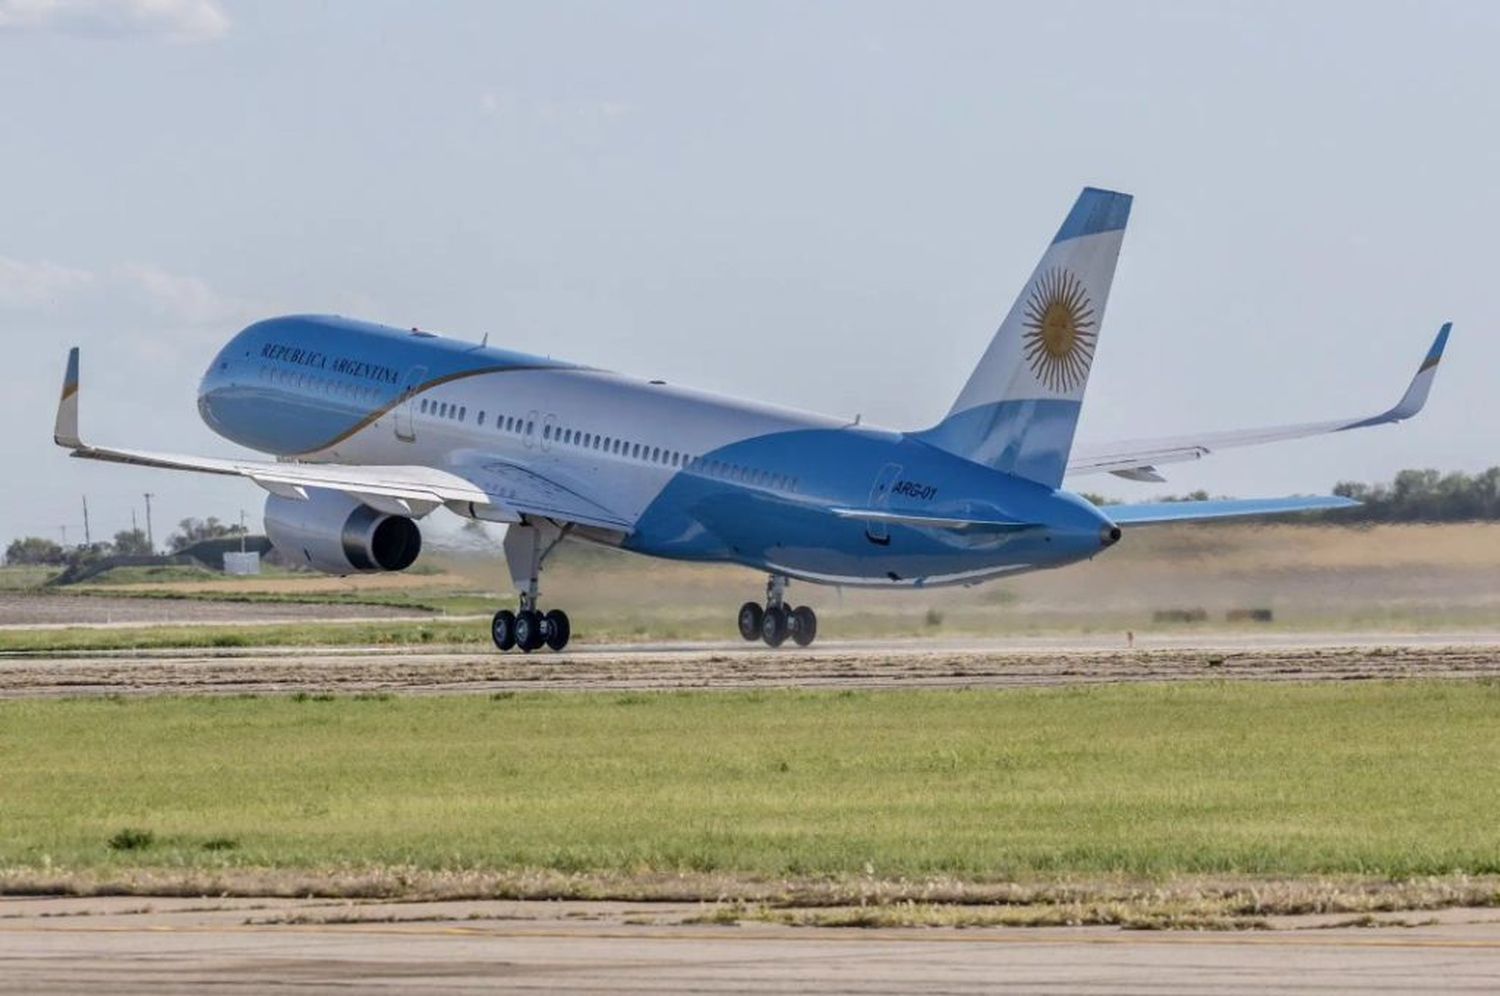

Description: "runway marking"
4 922 1500 950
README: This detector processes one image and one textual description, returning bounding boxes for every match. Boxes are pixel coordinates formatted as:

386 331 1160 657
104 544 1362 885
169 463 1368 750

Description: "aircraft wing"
1101 495 1359 525
52 347 634 533
1067 324 1450 481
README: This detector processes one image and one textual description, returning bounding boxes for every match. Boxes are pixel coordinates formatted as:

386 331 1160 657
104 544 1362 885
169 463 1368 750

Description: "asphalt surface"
3 896 1499 993
2 633 1498 698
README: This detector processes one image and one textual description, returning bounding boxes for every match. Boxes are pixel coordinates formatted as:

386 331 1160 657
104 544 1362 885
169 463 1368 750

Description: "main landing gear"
738 573 817 648
491 522 571 653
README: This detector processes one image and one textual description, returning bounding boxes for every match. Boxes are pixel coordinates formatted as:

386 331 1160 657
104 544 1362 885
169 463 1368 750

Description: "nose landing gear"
738 574 817 648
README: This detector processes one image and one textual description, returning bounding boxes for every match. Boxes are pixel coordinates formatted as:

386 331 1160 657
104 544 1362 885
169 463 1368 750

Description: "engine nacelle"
263 490 422 575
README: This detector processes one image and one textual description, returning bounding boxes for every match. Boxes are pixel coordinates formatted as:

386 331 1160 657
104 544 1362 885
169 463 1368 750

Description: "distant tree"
1156 489 1211 503
112 528 153 556
5 536 67 566
1330 467 1500 522
65 542 114 566
167 517 246 552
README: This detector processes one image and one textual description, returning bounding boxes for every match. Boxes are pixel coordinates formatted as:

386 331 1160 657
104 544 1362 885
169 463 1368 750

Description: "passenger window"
526 420 534 434
478 411 485 426
420 399 428 414
543 425 552 440
459 406 466 421
651 447 660 463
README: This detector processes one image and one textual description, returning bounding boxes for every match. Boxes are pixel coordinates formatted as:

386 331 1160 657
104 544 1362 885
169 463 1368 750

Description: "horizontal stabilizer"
830 507 1038 533
1103 495 1359 526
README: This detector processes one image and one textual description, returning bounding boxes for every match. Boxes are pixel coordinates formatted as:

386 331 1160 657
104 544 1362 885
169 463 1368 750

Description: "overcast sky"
2 0 1495 548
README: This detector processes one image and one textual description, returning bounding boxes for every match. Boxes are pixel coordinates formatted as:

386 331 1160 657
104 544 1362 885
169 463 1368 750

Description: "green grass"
0 620 487 652
59 585 492 615
2 682 1498 882
0 566 59 590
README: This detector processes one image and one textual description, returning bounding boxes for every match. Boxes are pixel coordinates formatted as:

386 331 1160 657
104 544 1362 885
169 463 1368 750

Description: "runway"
3 896 1499 993
1 633 1497 698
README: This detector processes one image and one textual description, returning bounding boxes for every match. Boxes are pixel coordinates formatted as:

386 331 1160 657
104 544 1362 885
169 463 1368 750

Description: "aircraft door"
522 409 540 449
393 366 428 442
865 462 903 546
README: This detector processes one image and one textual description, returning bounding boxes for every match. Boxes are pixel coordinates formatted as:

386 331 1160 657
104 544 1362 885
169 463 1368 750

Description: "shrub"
107 827 155 851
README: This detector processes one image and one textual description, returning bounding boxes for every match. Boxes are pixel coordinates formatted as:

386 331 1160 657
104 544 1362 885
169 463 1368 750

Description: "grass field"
3 683 1497 891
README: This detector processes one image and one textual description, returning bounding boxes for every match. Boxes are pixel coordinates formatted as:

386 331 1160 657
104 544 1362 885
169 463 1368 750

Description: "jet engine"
263 489 422 575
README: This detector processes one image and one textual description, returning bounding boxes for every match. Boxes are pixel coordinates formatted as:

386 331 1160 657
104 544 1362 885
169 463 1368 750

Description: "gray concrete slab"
2 897 1499 993
1 635 1497 698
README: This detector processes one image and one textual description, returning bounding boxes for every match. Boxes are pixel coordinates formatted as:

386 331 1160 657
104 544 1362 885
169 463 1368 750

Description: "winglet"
54 347 82 449
1376 322 1450 424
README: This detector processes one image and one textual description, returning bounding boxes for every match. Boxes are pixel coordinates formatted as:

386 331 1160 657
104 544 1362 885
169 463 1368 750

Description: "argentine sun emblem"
1021 267 1096 392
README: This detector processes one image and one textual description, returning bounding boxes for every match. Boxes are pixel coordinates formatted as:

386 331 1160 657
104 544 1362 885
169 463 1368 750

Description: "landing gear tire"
737 602 765 641
544 609 571 651
790 605 817 647
491 609 517 651
761 605 789 647
515 609 545 653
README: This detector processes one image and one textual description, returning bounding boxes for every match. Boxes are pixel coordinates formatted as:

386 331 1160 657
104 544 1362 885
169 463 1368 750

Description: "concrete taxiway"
2 896 1499 993
1 633 1497 698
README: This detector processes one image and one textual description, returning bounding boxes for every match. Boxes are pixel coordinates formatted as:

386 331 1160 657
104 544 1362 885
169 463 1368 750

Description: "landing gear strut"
491 522 571 653
738 574 817 648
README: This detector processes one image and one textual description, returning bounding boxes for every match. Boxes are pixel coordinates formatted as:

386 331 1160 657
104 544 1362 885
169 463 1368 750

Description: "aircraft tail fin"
914 187 1131 487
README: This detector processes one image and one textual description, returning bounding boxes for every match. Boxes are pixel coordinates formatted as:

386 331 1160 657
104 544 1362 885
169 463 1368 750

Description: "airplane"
52 187 1449 652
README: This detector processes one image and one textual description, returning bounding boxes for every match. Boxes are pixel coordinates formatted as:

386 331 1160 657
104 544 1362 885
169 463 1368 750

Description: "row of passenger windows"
261 365 385 404
417 396 800 493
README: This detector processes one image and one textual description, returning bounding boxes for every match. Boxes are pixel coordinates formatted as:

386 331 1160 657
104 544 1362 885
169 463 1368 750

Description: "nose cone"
197 341 239 434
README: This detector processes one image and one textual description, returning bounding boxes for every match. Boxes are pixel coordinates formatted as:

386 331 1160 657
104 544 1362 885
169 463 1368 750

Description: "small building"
223 551 262 576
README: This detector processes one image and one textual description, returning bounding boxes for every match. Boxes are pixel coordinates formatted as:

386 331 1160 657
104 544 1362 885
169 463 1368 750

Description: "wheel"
790 605 817 647
737 601 764 641
761 605 788 647
491 609 517 651
515 610 545 653
544 609 571 651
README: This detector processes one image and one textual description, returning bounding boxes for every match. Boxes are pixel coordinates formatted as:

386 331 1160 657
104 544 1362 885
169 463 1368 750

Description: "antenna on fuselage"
481 333 489 346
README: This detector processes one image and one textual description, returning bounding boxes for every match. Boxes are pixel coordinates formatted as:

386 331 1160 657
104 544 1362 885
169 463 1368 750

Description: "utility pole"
239 509 247 553
59 525 68 547
132 508 138 532
143 493 155 553
81 495 91 547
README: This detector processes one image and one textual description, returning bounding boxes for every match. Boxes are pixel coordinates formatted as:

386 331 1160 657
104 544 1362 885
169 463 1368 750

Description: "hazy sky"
3 0 1495 548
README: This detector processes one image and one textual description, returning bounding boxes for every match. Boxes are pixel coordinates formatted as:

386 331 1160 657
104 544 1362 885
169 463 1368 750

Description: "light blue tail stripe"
1052 187 1133 244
